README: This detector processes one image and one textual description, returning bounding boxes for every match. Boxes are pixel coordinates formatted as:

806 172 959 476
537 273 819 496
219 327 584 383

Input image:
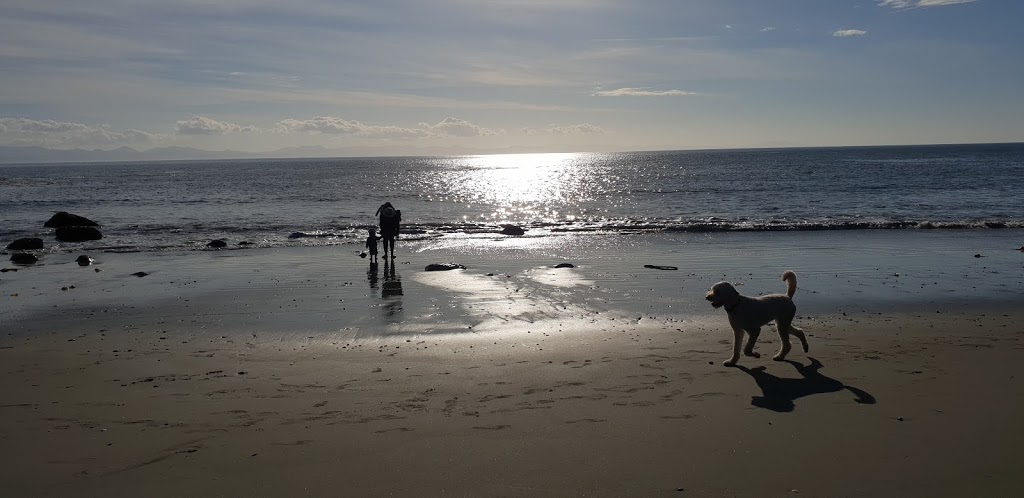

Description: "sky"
1 0 1022 154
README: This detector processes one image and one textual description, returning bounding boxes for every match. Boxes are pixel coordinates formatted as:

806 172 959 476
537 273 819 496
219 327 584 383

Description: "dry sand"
2 237 1023 497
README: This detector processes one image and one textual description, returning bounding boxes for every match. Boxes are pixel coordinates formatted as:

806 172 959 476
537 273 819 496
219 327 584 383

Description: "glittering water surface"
1 143 1022 253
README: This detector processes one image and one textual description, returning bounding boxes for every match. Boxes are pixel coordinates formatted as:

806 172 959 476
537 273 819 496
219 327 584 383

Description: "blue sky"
1 0 1020 153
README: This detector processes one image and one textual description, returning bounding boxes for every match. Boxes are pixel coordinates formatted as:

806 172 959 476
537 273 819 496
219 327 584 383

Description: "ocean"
2 143 1023 254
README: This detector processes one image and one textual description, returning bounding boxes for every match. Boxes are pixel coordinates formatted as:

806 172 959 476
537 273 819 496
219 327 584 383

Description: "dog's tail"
782 270 797 298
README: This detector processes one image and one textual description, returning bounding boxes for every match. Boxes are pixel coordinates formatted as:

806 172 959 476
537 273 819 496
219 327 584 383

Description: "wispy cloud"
274 116 499 139
276 117 432 139
833 29 868 37
761 27 776 32
546 124 606 135
592 87 699 97
0 117 159 148
521 124 606 135
418 117 501 137
878 0 978 9
175 116 258 135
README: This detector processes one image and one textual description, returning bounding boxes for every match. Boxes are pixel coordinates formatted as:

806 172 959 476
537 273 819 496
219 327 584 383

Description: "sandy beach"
3 230 1023 496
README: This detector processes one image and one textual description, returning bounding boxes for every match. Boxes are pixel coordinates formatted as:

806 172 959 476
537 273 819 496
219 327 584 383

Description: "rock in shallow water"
55 226 102 242
11 253 38 264
553 263 575 268
44 211 100 228
500 225 525 236
6 238 43 250
425 263 466 271
207 239 227 248
76 255 93 266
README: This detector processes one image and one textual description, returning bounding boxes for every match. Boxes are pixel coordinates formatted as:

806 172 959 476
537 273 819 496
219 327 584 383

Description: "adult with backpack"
375 202 401 258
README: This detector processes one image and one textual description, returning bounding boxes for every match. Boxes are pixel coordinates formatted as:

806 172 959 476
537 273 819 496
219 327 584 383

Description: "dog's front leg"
743 326 761 358
724 325 744 366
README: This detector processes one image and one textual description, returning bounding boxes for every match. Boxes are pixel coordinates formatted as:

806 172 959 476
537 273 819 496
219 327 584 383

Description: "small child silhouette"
365 228 380 263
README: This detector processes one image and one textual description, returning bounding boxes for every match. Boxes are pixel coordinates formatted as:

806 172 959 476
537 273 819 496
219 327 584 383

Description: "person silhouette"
365 228 380 263
375 202 401 259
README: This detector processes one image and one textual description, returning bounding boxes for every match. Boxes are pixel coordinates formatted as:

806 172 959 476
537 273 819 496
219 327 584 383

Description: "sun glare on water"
457 153 593 223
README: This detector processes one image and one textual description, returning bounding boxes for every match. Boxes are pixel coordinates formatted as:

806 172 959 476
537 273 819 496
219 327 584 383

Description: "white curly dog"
705 270 809 366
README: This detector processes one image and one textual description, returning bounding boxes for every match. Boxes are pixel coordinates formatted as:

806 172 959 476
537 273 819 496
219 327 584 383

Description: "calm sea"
2 143 1022 253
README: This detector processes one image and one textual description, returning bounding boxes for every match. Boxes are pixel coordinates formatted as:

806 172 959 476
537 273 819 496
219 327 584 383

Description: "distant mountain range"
0 143 637 164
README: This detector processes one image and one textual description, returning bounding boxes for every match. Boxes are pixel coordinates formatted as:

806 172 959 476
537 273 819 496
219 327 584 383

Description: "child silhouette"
365 228 380 263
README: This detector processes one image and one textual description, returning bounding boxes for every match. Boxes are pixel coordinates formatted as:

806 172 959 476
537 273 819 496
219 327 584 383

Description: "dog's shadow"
736 358 876 413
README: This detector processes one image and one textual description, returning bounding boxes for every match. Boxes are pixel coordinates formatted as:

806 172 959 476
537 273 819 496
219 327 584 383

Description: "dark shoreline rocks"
425 263 466 271
56 226 103 242
207 239 228 248
553 263 575 268
76 255 94 266
44 212 99 228
11 253 38 264
500 225 526 236
6 238 43 250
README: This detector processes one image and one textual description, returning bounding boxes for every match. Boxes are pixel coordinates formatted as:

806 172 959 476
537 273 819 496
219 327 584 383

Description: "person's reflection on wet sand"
367 261 379 296
381 259 403 317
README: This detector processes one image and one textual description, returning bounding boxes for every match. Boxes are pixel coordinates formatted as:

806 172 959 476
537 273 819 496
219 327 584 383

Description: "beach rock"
644 264 679 271
288 231 335 239
11 253 38 264
500 225 526 236
132 271 149 277
6 238 43 250
55 226 102 242
44 211 99 228
425 263 466 271
207 239 227 248
76 255 93 266
238 241 252 246
985 222 1006 229
553 263 575 268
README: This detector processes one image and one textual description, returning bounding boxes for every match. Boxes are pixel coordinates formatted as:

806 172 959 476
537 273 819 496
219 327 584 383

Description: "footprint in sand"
660 414 697 420
271 439 315 446
374 427 414 434
565 418 606 424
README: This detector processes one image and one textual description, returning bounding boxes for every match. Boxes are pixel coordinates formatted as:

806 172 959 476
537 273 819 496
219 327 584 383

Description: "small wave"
13 217 1022 256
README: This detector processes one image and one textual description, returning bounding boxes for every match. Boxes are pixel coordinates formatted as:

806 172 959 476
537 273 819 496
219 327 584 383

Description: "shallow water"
3 229 1021 339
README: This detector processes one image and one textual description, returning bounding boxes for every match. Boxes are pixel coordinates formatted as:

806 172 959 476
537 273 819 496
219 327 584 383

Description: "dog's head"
705 281 739 309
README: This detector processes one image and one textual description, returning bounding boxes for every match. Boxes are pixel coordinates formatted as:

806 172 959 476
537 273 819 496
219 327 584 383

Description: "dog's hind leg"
724 325 744 367
789 324 809 353
743 326 762 358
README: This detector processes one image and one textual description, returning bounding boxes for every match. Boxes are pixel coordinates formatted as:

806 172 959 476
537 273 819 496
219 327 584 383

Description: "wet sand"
2 230 1023 496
